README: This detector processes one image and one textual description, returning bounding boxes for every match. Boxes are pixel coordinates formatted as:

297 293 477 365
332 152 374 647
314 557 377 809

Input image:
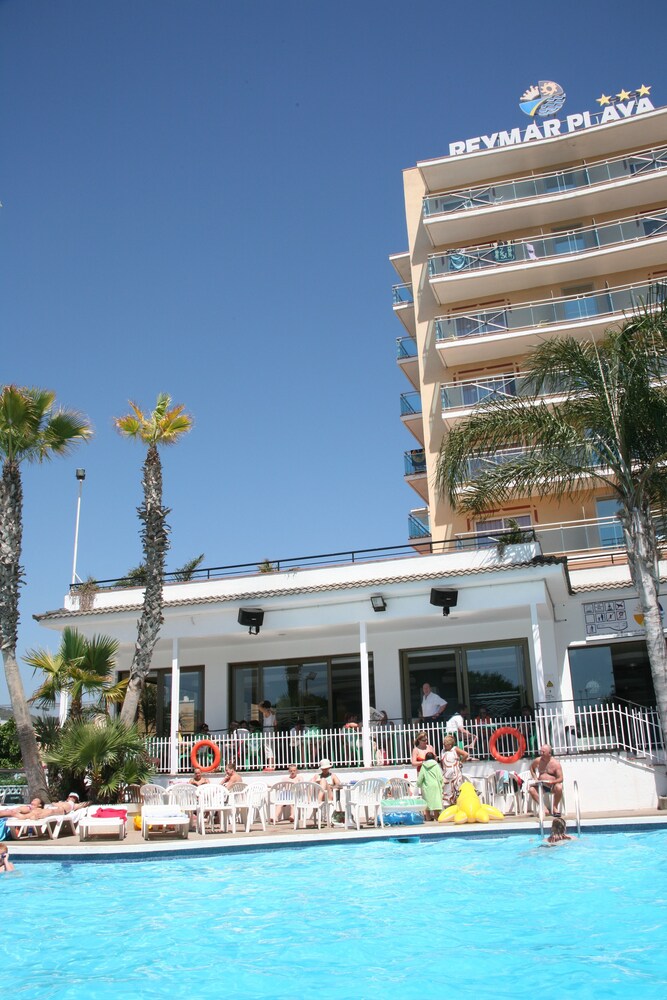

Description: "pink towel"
92 808 127 820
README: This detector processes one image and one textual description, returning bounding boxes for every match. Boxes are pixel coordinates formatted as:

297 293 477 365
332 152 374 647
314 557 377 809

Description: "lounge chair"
50 806 89 839
79 807 127 841
141 804 189 840
5 814 56 840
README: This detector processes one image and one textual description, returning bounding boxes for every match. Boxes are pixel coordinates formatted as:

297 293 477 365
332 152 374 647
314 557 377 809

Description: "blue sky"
2 0 666 702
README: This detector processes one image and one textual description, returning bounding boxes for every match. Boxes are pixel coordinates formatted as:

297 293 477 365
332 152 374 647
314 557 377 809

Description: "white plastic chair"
166 783 199 830
384 777 411 799
269 781 296 824
348 778 385 830
139 783 166 806
78 807 127 841
197 784 236 834
243 783 269 832
292 781 328 830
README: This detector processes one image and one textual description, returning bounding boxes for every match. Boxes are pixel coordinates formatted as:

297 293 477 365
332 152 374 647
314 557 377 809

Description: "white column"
169 638 181 775
359 621 372 768
530 603 547 705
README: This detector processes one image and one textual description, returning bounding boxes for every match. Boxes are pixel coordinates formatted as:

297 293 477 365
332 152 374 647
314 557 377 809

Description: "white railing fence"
143 704 664 774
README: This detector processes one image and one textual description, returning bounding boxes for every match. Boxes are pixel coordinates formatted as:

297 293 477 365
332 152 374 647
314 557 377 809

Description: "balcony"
404 448 427 476
427 209 667 301
397 336 419 388
400 391 424 443
408 508 431 539
441 371 540 415
392 282 416 336
422 143 667 245
433 278 667 365
404 449 428 500
453 514 651 572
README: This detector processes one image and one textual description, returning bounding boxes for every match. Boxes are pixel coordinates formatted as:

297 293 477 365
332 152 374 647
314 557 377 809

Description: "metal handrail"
573 779 581 836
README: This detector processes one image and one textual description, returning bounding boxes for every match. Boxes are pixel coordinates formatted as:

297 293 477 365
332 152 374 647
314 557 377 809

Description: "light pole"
62 469 86 724
71 468 86 585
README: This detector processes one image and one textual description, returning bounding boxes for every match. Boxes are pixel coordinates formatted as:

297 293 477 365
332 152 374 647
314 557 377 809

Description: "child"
543 816 573 846
416 751 444 822
0 842 15 873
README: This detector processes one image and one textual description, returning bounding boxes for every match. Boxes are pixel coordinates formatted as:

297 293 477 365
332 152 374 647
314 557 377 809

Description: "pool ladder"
537 780 581 838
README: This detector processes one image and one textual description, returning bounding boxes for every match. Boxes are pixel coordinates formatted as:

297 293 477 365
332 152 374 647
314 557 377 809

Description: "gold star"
616 89 632 102
597 93 611 106
637 84 651 97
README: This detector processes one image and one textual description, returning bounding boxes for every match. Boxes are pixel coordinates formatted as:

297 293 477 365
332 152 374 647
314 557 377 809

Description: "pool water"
3 830 667 999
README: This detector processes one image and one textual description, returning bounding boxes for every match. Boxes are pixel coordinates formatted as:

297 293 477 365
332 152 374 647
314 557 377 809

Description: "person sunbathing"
1 793 85 821
0 797 46 819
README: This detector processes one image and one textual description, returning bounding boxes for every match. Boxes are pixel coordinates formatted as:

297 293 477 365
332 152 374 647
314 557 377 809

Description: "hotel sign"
448 84 654 157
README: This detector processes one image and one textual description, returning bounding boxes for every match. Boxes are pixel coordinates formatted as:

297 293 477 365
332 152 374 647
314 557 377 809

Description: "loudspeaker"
238 607 264 629
430 589 458 616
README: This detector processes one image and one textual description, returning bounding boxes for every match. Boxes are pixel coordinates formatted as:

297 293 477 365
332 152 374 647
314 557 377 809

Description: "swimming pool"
3 830 666 999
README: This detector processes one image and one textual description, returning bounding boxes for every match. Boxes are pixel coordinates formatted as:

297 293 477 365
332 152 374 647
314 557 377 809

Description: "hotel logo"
520 80 566 117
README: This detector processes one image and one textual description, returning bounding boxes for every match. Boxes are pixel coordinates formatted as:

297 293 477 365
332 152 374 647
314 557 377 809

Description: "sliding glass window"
230 655 375 728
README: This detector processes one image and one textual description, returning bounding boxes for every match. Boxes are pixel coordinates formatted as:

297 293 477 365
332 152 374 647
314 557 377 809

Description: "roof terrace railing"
428 209 667 278
422 143 667 218
434 278 667 343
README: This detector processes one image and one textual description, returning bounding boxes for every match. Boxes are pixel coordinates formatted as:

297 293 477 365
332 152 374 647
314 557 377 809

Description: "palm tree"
435 307 667 736
0 386 91 799
25 627 126 720
44 718 155 802
115 393 192 725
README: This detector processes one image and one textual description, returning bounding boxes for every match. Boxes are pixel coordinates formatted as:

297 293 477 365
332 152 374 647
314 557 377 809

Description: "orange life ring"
190 739 221 772
489 726 527 765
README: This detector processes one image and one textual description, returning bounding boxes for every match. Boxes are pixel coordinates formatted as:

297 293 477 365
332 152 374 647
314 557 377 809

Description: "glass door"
402 648 460 721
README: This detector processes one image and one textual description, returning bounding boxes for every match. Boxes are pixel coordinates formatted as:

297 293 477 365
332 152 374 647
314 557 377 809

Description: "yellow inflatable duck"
438 781 504 825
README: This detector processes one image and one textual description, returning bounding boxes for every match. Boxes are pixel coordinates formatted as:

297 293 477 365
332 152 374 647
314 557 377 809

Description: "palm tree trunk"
120 444 169 726
0 462 50 800
622 506 667 738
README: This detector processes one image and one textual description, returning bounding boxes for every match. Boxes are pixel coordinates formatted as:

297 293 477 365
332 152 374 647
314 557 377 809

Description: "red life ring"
489 726 527 765
190 739 222 772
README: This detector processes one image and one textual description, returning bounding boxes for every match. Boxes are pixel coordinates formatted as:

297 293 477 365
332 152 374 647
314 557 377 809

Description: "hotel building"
37 91 667 809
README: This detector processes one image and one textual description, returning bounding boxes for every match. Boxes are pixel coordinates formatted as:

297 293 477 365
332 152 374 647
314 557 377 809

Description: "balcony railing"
397 336 418 359
434 278 667 344
400 391 422 416
422 143 667 217
144 703 664 773
428 209 667 278
463 447 528 479
455 514 627 554
404 449 427 475
408 509 430 538
442 371 533 410
392 282 414 305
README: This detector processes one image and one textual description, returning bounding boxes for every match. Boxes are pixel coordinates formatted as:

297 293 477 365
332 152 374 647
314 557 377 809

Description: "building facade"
393 90 667 553
36 91 667 807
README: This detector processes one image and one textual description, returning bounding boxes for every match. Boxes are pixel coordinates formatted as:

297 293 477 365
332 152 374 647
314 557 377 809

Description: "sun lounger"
50 806 88 839
78 807 127 841
5 815 57 840
141 804 190 840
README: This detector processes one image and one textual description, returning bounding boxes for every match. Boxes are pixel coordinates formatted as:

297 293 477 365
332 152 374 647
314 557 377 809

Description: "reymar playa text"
448 98 655 156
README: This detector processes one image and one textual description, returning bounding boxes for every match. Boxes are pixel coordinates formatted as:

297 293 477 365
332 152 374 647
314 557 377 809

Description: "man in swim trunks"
312 758 341 802
529 744 564 816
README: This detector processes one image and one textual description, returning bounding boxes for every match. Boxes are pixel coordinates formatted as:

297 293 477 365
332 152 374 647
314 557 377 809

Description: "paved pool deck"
8 809 667 861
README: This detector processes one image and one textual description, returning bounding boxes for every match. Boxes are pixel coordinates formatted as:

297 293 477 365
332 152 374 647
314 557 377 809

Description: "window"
595 497 624 547
229 656 375 729
118 666 205 736
568 641 656 707
401 641 530 720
